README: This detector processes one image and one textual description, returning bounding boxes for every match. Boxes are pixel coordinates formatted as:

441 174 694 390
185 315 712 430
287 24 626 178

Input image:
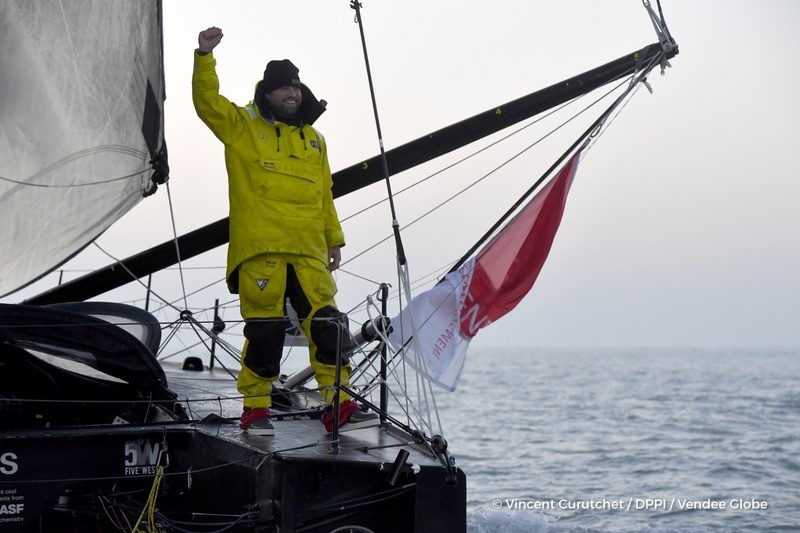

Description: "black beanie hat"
262 59 301 93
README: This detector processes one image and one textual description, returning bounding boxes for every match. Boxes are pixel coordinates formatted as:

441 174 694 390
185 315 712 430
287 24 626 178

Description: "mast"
25 42 676 306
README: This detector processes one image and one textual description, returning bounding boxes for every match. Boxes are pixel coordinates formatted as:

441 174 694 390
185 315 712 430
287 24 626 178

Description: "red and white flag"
388 148 584 390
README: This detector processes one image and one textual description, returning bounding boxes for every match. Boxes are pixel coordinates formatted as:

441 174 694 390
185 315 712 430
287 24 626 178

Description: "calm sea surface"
434 347 799 532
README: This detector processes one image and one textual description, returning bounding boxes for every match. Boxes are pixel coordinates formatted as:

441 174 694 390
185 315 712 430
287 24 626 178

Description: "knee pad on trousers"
311 306 351 365
243 319 286 378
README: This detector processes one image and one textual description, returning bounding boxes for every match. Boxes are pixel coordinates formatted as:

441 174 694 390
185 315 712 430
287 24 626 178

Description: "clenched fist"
198 27 223 53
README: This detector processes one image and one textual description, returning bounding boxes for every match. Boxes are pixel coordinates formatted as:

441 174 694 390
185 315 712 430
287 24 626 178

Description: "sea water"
433 347 799 532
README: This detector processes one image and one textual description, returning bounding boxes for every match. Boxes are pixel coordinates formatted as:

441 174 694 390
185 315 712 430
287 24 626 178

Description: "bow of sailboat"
0 1 678 531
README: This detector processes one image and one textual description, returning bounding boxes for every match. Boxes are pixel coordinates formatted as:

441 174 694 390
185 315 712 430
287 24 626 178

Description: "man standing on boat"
192 27 374 436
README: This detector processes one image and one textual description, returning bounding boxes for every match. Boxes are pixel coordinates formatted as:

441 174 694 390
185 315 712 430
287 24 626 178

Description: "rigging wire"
350 0 407 267
92 241 181 314
90 241 247 371
339 77 628 272
339 94 582 224
163 178 190 312
348 0 445 437
446 49 667 276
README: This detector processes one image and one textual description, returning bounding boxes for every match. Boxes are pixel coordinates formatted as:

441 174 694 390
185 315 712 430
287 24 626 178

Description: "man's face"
266 85 302 116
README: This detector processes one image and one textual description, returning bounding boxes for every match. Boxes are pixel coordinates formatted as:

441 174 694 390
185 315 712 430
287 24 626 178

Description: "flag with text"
388 148 584 390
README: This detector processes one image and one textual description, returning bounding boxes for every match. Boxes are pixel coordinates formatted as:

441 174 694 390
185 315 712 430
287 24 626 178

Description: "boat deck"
163 363 443 468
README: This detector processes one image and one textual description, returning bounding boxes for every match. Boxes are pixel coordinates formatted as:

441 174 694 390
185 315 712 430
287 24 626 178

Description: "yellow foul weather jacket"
191 51 345 292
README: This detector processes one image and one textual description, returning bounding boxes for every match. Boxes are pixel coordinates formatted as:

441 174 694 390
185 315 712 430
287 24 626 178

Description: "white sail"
0 0 166 297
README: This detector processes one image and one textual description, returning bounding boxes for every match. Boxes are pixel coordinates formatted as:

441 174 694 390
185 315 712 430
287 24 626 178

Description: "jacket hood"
253 80 327 126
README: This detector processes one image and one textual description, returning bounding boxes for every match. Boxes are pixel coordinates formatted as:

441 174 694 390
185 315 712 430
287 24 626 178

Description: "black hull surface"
0 303 466 532
1 418 466 532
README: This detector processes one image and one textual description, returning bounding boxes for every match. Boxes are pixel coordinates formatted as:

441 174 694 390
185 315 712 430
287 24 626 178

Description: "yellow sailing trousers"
236 253 352 408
